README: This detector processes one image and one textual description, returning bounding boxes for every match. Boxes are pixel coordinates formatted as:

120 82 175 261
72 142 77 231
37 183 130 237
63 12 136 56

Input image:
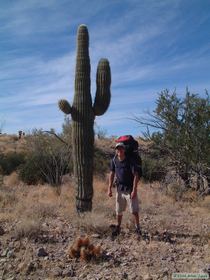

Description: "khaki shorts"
116 190 139 215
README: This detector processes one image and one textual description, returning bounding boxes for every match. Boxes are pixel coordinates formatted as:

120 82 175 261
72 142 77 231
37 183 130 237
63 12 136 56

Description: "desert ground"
0 172 209 280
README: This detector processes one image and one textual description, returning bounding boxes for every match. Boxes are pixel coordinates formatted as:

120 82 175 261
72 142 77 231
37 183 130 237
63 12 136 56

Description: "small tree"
134 89 210 193
20 130 72 186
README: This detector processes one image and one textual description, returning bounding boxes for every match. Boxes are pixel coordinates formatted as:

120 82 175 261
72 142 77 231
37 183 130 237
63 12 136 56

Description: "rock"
122 272 128 279
87 275 97 280
204 244 209 250
190 247 195 253
7 250 15 258
168 256 175 262
0 226 5 235
63 266 75 277
26 261 36 275
52 267 62 277
91 233 101 239
0 258 7 264
37 247 48 257
151 275 159 280
153 235 159 241
17 262 25 273
130 273 140 280
143 274 153 280
162 267 169 276
203 264 210 276
1 248 9 257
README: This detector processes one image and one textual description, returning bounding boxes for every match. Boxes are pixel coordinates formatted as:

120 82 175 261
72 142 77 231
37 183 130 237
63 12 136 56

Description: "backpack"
115 135 142 178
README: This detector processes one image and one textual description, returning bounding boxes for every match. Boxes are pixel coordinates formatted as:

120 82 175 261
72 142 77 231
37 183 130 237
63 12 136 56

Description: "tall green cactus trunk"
58 25 111 212
72 25 94 211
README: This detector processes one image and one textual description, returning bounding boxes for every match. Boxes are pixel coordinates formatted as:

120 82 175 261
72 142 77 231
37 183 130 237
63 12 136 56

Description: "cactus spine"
58 25 111 212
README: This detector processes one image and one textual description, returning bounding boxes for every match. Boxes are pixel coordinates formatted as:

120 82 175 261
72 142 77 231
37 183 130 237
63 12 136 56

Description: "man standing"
108 142 141 236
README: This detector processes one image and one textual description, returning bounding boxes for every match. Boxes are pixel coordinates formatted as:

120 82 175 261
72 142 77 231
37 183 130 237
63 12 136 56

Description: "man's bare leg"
117 214 123 228
132 212 140 227
132 212 141 235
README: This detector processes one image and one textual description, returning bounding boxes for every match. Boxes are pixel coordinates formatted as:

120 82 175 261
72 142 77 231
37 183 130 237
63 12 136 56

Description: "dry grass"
4 172 21 187
14 185 59 219
198 195 210 212
0 175 209 241
67 178 115 234
0 187 17 209
14 217 42 239
0 134 26 154
12 186 61 239
74 212 110 234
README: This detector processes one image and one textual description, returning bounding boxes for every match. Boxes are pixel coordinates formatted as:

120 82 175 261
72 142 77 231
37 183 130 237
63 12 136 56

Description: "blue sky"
1 0 210 137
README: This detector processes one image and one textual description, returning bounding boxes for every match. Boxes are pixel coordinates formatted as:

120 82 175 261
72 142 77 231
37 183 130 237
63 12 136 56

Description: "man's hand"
108 187 112 197
108 171 115 198
131 172 139 199
131 189 137 199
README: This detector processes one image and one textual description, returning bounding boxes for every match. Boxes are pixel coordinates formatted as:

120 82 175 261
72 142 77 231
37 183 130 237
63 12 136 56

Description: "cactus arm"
58 99 72 115
93 58 111 116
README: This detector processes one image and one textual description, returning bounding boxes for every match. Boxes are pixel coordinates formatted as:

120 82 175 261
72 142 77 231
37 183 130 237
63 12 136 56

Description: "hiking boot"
111 225 121 238
135 226 142 237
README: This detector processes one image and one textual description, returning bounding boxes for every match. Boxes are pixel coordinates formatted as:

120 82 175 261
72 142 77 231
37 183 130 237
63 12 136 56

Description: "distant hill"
0 134 26 154
0 133 150 156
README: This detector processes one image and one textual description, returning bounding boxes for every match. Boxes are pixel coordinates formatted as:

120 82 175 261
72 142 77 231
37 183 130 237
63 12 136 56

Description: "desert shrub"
0 152 25 175
135 89 210 193
19 130 72 186
141 156 167 182
75 212 109 234
14 218 42 239
4 172 20 186
94 147 110 178
200 196 210 211
18 154 44 185
0 189 17 208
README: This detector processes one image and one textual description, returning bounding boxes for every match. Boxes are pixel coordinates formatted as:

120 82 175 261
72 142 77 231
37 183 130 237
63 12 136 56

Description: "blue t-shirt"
110 156 139 189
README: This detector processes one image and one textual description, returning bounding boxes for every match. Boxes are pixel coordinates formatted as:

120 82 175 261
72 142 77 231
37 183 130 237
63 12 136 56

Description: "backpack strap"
112 154 117 169
112 155 120 187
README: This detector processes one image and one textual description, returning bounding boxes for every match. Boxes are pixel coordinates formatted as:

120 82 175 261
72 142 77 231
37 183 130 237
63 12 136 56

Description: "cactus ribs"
58 24 111 212
67 236 101 262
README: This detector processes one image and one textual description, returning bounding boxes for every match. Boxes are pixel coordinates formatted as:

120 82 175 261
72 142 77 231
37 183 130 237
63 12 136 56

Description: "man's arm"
131 171 139 199
108 171 115 197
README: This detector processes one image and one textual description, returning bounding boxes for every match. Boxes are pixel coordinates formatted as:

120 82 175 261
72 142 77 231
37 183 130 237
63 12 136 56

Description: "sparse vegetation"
94 147 110 178
0 177 209 279
19 130 72 186
15 217 42 239
0 152 25 175
134 89 210 196
18 154 44 185
141 155 167 182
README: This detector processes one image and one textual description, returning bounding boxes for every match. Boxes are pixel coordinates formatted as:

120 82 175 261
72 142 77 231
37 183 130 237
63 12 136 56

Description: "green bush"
134 89 210 191
0 152 25 175
141 156 167 182
18 131 72 186
18 154 44 185
94 147 110 178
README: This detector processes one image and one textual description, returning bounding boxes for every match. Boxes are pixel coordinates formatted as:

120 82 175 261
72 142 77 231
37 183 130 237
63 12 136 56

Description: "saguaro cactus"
58 25 111 212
